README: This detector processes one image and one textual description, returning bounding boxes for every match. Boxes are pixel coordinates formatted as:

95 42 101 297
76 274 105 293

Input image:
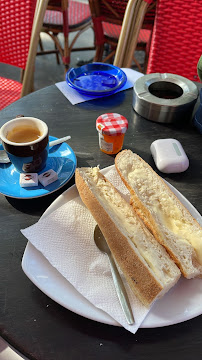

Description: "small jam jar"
96 113 128 155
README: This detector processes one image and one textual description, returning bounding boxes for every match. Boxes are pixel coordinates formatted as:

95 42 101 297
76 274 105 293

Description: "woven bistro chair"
0 0 48 110
38 0 94 70
89 0 155 72
147 0 202 82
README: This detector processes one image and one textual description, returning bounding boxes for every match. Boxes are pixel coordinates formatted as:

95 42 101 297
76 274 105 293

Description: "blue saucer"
0 136 77 199
66 62 127 96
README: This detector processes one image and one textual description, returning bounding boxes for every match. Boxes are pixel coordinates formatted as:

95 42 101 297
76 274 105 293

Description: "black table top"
0 84 202 360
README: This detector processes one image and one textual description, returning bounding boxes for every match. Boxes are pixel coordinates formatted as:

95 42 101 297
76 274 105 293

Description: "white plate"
22 165 202 328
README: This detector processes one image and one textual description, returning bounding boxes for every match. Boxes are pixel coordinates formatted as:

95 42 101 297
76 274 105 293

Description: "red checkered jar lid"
96 113 128 135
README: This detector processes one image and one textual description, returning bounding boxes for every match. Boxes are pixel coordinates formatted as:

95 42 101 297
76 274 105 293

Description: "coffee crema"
6 125 42 143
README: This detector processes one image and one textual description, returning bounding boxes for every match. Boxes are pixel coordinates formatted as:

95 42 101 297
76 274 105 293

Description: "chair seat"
0 77 22 110
43 0 91 29
103 22 151 44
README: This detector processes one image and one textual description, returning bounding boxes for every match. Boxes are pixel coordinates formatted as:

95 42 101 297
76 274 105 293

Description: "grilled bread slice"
115 150 202 279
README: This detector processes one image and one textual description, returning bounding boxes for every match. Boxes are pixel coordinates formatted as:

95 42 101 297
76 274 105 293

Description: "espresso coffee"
1 117 49 172
6 125 42 143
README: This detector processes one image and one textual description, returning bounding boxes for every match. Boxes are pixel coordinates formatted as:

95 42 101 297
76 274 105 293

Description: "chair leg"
62 4 70 72
103 49 116 63
55 43 60 64
49 33 64 59
143 52 149 73
38 32 60 65
93 44 105 62
69 23 92 52
63 34 70 71
52 33 60 64
132 55 143 72
38 35 44 51
20 69 25 84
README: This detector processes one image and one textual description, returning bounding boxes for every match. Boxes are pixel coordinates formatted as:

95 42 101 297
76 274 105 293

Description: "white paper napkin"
21 167 151 334
55 68 143 105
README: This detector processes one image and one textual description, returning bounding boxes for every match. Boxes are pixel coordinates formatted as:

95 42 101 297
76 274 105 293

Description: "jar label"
99 134 113 152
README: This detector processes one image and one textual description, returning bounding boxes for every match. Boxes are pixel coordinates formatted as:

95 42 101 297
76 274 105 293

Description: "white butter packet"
20 173 38 187
38 169 58 187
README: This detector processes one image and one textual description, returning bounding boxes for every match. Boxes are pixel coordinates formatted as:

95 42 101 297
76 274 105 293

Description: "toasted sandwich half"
115 150 202 279
75 167 180 307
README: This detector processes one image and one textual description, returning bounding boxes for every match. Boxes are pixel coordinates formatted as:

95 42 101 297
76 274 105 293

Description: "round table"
0 85 202 360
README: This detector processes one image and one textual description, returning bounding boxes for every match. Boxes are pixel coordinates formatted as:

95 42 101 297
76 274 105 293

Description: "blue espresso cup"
0 117 49 173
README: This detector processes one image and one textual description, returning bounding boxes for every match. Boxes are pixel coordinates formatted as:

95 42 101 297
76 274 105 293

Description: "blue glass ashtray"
66 62 127 96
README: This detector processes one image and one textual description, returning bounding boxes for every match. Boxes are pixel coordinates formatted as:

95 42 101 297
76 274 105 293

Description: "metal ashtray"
133 73 198 124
